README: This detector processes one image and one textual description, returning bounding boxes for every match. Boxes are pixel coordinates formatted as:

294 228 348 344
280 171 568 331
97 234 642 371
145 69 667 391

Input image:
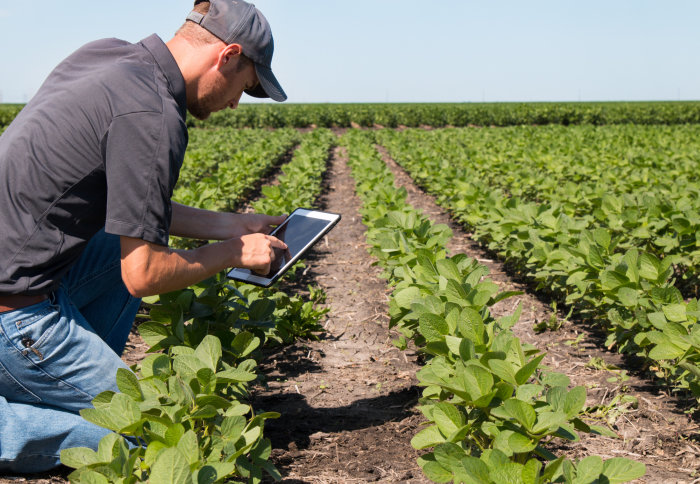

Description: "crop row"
342 129 644 484
5 101 700 132
173 128 300 213
60 128 336 482
377 127 700 409
0 104 22 129
191 101 700 129
377 126 700 289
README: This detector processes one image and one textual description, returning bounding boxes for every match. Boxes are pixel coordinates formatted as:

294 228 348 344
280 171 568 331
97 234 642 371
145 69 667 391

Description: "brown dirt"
251 146 430 483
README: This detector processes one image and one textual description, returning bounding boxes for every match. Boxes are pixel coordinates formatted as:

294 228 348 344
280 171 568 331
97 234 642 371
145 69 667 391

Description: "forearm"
121 238 240 297
169 202 234 240
120 233 286 297
169 202 285 241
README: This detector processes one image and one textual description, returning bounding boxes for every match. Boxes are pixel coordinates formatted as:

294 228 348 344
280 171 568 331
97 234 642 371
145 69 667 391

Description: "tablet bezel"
226 208 340 287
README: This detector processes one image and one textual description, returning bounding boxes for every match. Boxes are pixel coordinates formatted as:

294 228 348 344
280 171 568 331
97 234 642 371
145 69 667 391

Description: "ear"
216 43 243 68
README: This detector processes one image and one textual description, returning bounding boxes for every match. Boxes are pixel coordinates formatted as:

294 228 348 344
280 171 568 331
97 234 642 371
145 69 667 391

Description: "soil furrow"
376 145 700 483
252 146 431 483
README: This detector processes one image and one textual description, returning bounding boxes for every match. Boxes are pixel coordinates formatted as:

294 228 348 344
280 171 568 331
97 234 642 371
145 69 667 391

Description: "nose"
229 96 241 110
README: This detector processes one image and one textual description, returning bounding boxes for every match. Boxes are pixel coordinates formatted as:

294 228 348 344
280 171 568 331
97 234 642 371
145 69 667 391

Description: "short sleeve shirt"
0 34 188 295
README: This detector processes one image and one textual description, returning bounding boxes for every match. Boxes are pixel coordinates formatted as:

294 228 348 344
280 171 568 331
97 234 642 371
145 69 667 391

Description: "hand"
237 213 287 236
236 233 288 274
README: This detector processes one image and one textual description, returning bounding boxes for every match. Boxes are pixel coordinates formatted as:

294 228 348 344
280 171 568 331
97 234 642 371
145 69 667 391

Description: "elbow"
124 280 151 299
120 236 167 298
121 262 156 299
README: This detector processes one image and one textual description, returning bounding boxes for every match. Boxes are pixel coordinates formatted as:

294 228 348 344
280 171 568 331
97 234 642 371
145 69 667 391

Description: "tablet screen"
227 209 340 287
264 215 330 278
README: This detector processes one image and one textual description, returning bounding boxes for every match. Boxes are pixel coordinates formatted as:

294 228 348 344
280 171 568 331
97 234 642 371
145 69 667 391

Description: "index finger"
268 235 288 250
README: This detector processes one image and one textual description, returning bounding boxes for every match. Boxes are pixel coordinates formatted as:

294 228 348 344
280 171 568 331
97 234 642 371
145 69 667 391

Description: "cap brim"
245 64 287 102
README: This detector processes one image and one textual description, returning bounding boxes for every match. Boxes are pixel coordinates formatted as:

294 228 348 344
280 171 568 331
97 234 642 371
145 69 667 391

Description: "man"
0 0 286 472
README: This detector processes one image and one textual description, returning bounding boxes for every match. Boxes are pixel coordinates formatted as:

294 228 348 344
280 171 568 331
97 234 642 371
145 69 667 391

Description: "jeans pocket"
13 301 61 363
0 300 58 403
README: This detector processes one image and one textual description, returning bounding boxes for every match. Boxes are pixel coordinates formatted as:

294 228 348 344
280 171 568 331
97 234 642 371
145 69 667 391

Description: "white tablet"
227 208 341 287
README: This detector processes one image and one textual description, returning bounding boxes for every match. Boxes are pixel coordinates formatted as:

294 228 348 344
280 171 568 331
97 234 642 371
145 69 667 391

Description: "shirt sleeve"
103 111 182 246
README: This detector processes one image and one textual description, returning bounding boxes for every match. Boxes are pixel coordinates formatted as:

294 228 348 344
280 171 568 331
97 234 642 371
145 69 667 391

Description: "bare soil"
248 145 431 483
3 136 699 484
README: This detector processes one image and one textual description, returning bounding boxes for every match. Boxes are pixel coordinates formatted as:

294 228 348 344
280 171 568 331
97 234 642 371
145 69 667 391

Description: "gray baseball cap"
186 0 287 102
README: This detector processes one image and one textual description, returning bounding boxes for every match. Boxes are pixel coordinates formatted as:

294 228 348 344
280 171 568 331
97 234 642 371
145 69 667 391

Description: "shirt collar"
139 34 187 116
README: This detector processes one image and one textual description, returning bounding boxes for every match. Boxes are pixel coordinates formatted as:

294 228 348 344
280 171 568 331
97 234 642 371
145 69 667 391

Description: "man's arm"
169 201 285 240
120 233 286 297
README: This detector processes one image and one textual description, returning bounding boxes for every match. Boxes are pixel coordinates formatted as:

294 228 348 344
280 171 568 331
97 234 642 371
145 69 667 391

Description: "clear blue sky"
1 1 698 104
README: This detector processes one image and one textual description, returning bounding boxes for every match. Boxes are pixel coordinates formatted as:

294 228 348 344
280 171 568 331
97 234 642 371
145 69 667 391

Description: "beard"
188 73 229 120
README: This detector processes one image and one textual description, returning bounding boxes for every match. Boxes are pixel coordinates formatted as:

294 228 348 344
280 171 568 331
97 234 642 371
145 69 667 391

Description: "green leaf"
639 253 660 281
616 287 638 307
216 367 258 383
67 469 109 484
138 322 179 348
648 336 685 360
515 353 545 385
197 463 236 484
445 279 469 304
80 393 141 432
541 371 571 388
261 184 281 199
460 457 491 484
532 411 568 435
589 425 620 438
433 443 467 475
195 394 232 410
504 399 536 431
432 403 465 437
231 331 260 358
575 455 603 483
221 415 246 440
646 311 667 330
115 368 143 402
565 386 587 419
411 425 445 449
508 431 537 453
96 433 122 462
60 447 99 469
91 391 115 410
593 228 611 249
140 354 172 380
601 270 628 291
662 304 687 323
394 287 420 309
419 313 449 342
165 423 186 447
194 335 222 371
490 462 527 484
601 457 646 483
173 354 208 379
150 447 193 484
420 459 453 483
459 364 495 405
177 430 199 466
489 359 517 386
436 258 462 281
522 458 542 484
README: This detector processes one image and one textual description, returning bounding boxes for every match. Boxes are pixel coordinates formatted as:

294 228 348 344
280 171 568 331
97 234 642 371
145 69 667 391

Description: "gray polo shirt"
0 34 188 295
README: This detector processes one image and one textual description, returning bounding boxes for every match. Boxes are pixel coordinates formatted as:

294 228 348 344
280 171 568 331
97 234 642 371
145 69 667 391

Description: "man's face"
188 54 259 120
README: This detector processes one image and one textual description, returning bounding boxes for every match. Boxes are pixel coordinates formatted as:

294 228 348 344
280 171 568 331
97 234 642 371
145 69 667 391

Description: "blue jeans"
0 230 141 473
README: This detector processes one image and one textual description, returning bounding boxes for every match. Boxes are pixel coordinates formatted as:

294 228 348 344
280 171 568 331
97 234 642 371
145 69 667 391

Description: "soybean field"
1 102 699 483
